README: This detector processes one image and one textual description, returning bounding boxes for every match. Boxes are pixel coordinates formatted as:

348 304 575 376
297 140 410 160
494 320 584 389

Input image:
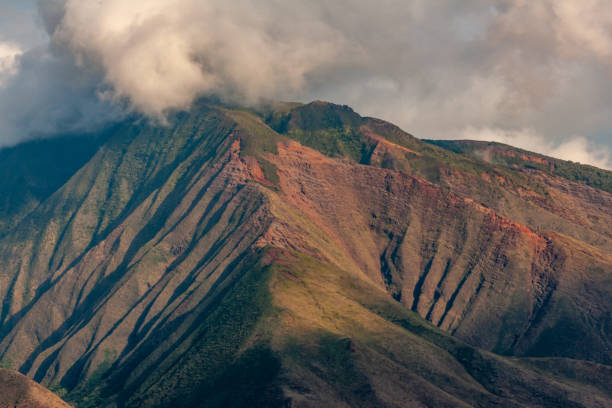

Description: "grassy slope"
68 249 281 408
262 102 612 257
270 251 612 407
0 106 252 385
261 101 610 206
261 102 555 201
71 247 612 407
266 101 612 198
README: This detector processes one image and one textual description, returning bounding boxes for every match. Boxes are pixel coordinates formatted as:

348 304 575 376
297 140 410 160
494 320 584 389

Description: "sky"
0 1 611 169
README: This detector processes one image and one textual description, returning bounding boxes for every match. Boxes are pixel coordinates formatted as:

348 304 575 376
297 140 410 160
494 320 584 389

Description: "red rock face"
264 140 612 362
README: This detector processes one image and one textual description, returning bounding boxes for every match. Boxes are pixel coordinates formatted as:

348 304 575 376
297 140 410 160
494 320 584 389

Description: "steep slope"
264 102 612 254
419 139 612 252
0 368 72 408
0 101 610 407
0 106 274 387
0 135 106 234
262 139 612 363
261 102 612 361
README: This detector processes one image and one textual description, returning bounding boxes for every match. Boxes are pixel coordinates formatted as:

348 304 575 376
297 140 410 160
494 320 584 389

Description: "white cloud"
53 0 347 116
0 40 22 85
462 127 611 170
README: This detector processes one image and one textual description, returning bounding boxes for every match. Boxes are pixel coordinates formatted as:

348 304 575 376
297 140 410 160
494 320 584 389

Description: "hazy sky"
1 1 611 169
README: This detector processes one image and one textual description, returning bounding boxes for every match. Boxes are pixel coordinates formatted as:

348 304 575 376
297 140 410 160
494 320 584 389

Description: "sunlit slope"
0 106 273 385
264 102 612 254
0 368 72 408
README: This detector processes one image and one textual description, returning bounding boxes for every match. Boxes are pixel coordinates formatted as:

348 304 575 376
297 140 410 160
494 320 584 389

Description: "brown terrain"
265 138 612 361
0 369 71 408
0 101 610 407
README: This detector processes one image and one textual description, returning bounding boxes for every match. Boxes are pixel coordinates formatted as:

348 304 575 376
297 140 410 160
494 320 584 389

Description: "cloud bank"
0 0 611 169
53 0 348 116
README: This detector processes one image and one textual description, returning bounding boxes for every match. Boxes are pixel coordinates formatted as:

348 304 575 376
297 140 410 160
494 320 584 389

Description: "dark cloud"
0 44 124 145
37 0 66 35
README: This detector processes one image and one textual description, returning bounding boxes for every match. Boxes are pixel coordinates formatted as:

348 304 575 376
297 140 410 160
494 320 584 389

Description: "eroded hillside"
0 101 610 407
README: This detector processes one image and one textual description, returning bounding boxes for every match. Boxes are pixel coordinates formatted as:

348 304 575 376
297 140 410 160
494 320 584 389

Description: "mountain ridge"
425 139 612 194
0 100 610 407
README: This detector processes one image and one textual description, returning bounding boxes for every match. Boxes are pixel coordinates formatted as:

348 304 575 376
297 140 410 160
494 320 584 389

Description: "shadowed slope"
265 251 612 408
0 135 106 235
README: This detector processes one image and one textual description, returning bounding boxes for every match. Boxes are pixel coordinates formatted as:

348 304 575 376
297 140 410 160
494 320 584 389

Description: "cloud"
52 0 348 116
462 127 612 169
0 44 124 146
0 0 611 170
0 39 22 84
495 0 612 61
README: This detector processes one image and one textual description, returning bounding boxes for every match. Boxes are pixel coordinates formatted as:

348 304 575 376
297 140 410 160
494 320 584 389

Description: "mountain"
0 368 72 408
0 100 610 407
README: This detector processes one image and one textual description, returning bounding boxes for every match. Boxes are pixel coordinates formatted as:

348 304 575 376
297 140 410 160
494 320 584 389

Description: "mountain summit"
0 101 610 407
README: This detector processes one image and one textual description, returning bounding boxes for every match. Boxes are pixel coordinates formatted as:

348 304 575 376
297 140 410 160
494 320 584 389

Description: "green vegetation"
88 349 117 389
121 251 279 408
176 346 286 408
282 332 382 407
65 248 280 407
288 127 376 163
264 251 611 407
267 101 363 132
552 161 612 192
0 358 12 369
49 384 69 399
263 101 376 163
227 109 283 157
258 157 280 186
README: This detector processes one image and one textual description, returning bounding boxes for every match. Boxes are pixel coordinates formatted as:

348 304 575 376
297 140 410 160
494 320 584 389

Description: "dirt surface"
0 369 71 408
